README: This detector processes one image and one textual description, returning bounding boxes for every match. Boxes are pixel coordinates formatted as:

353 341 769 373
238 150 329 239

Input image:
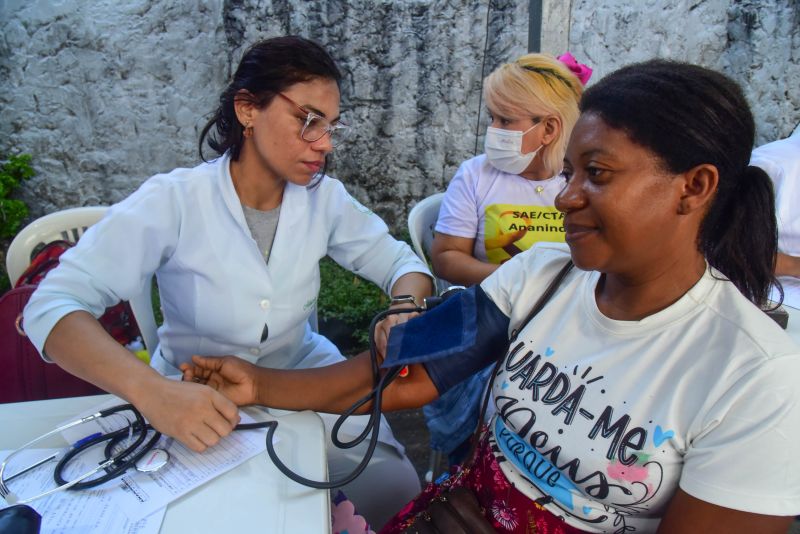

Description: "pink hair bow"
557 52 593 86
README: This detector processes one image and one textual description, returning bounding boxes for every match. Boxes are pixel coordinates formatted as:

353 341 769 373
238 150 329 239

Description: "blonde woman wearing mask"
431 52 591 286
427 53 591 465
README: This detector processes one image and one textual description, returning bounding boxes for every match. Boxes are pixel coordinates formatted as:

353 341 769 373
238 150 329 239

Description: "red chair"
1 207 116 403
0 285 104 403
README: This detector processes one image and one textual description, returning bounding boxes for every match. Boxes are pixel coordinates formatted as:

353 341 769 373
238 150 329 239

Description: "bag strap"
15 240 74 288
463 259 574 466
509 260 575 343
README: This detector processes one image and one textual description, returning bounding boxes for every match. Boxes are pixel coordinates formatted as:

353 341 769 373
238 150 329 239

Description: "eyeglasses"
277 93 349 147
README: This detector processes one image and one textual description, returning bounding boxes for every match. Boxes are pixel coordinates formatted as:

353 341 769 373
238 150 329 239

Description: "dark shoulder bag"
402 260 574 534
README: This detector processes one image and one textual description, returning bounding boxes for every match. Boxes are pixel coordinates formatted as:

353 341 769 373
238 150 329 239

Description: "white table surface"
0 395 331 533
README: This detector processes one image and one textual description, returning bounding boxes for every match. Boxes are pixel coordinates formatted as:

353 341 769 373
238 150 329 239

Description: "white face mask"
484 123 543 175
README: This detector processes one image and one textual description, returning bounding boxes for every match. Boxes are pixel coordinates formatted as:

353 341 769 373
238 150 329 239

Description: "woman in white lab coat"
24 35 431 527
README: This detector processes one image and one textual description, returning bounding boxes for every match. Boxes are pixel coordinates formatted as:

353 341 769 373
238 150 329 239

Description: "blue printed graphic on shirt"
494 417 579 510
492 340 670 531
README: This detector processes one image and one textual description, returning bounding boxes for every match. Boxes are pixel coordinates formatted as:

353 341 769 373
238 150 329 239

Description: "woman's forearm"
47 311 245 452
775 251 800 278
433 249 499 286
390 272 433 303
253 353 439 413
44 310 165 403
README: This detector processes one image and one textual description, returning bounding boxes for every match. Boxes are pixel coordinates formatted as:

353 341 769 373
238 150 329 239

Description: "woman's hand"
379 272 433 358
135 377 241 453
180 355 260 407
41 312 241 454
374 307 419 359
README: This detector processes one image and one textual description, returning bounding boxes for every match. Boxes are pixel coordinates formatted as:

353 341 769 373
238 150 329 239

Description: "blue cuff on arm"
383 285 510 394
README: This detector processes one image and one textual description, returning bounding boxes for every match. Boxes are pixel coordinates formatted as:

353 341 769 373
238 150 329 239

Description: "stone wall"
0 0 528 229
1 0 229 212
2 0 797 232
565 0 800 145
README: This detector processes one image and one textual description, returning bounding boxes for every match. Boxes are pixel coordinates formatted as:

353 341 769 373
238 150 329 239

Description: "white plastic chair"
6 206 160 358
407 192 451 295
407 193 452 482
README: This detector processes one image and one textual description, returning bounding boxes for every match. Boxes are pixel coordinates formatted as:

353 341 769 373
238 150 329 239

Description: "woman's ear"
541 116 562 146
678 163 719 215
233 90 256 128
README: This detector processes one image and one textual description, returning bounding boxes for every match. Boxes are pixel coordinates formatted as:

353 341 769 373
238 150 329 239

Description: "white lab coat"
25 153 431 451
25 152 430 374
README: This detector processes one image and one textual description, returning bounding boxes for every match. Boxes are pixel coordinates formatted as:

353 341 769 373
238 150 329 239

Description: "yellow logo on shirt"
484 204 565 263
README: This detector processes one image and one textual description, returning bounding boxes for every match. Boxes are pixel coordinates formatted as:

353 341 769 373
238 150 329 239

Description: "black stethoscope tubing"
54 404 155 490
263 306 417 489
58 297 449 492
54 404 272 490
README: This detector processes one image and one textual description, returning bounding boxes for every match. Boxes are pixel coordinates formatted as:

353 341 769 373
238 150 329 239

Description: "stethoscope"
0 404 271 505
262 288 463 489
0 289 461 503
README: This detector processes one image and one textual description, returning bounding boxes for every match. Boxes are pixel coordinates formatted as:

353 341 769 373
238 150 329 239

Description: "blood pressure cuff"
383 285 510 393
0 504 41 534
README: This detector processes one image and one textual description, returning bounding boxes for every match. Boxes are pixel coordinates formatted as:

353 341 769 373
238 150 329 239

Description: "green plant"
316 230 416 350
317 256 389 348
0 154 35 239
0 153 34 291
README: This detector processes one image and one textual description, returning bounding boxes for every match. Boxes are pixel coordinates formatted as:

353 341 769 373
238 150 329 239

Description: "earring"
243 123 253 138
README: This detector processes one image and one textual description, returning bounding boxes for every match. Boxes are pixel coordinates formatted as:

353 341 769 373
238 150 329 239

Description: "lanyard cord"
263 306 417 489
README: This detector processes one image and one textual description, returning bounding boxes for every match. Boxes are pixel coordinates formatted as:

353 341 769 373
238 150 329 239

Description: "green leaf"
0 153 34 237
0 153 34 198
0 198 29 238
3 154 35 182
317 257 389 348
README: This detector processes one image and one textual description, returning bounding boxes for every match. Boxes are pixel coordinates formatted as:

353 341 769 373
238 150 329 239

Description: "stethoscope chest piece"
134 448 170 473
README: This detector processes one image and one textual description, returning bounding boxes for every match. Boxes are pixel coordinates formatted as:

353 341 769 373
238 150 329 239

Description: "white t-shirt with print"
480 243 800 533
436 155 566 263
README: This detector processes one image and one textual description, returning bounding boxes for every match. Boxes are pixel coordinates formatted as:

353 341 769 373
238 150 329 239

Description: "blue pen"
72 432 102 448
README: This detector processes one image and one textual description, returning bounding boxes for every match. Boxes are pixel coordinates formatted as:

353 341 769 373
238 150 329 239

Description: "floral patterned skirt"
380 434 587 534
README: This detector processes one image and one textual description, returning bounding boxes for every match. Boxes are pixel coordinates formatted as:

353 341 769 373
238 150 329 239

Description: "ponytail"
701 165 781 306
199 85 248 162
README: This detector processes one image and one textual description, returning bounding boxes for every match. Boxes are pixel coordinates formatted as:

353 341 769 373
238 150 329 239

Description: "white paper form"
57 399 274 522
0 448 165 534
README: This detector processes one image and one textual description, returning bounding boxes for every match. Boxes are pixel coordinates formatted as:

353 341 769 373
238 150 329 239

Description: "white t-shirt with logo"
436 155 566 263
480 243 800 532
